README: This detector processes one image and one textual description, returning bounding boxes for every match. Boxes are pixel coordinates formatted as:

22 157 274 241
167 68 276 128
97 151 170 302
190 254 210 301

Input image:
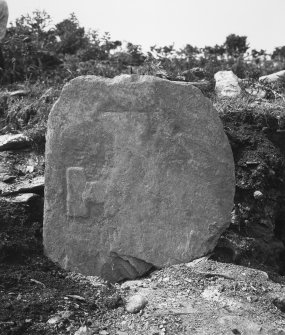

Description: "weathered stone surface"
214 71 241 98
259 70 285 84
44 75 235 282
0 134 30 151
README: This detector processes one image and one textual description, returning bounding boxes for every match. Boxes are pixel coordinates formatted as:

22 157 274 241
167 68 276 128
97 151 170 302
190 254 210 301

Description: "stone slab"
259 70 285 84
7 193 40 204
1 176 44 196
0 134 30 151
44 75 235 282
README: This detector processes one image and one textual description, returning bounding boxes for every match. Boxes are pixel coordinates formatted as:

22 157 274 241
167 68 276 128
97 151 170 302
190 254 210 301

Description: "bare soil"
213 106 285 274
0 201 124 335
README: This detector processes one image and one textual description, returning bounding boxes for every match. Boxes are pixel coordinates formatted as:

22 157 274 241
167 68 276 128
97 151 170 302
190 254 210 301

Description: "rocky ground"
1 247 285 334
0 83 285 334
115 258 285 335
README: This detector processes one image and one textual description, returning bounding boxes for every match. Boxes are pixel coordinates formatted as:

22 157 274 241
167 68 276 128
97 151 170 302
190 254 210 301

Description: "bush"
1 10 285 90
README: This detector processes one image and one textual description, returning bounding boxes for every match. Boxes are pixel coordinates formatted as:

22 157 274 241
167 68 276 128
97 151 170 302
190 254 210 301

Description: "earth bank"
213 102 285 274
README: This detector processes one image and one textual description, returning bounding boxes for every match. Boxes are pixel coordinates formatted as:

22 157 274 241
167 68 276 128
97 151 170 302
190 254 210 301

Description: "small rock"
26 165 34 173
121 279 145 290
253 190 263 199
245 161 259 166
7 193 40 204
9 89 30 97
74 326 91 335
61 311 73 319
47 311 73 325
259 70 285 84
66 294 86 302
125 294 148 313
47 315 61 325
0 134 30 151
2 176 45 196
99 331 109 335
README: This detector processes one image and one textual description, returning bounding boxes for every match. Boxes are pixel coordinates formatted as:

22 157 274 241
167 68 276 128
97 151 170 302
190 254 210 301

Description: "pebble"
47 315 61 324
125 294 148 313
47 311 73 325
99 331 109 335
74 326 91 335
0 134 30 151
253 190 263 199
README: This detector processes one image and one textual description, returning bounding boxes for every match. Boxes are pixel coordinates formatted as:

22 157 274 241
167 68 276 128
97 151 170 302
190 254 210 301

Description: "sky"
6 0 285 53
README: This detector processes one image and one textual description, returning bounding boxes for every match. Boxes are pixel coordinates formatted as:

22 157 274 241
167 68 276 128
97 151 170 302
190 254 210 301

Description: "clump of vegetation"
1 11 284 86
0 82 61 151
1 10 284 148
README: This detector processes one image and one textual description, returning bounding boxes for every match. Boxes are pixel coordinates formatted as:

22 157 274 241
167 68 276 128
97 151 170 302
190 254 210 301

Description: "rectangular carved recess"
66 167 107 218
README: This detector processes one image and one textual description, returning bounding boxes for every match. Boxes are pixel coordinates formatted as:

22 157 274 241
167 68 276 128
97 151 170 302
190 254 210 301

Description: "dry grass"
213 93 285 124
